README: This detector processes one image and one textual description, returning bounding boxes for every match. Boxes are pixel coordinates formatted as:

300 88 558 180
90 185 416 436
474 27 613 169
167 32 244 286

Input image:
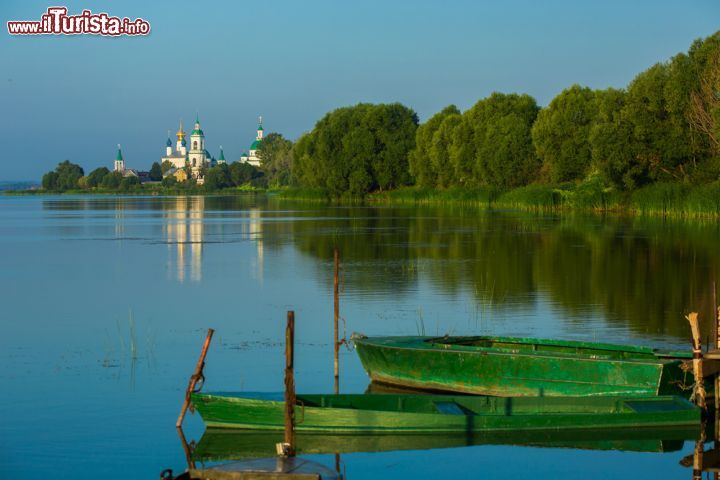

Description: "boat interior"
425 336 690 360
294 393 694 416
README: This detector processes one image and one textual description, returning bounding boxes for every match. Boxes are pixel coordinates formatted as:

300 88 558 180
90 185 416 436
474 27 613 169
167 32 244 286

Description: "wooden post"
284 311 296 456
176 328 214 428
333 247 340 394
694 437 704 480
713 279 718 349
715 279 719 417
687 312 706 409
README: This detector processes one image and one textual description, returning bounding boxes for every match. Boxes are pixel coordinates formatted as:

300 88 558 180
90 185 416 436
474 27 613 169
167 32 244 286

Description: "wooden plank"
189 470 320 480
188 457 338 480
704 349 720 360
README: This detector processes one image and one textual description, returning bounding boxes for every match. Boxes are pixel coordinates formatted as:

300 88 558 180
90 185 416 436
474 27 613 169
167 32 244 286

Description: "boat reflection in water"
174 427 342 480
189 424 699 463
172 385 704 478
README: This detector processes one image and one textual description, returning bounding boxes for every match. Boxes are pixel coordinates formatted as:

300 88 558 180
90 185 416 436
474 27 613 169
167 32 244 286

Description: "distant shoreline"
6 183 720 219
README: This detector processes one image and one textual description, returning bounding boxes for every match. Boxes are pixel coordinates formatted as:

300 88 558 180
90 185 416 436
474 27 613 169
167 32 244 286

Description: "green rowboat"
353 335 694 397
190 392 699 433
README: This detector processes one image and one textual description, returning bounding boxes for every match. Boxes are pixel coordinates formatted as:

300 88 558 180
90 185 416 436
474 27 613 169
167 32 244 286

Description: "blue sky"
1 0 718 180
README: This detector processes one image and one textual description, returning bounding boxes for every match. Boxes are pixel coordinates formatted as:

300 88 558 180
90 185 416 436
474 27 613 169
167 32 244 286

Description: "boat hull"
354 336 692 397
190 392 699 433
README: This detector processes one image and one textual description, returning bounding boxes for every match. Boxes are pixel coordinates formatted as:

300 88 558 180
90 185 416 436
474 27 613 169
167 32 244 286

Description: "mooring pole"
713 279 718 348
333 247 340 394
284 311 296 456
714 278 720 459
176 328 214 428
693 435 704 480
687 312 707 409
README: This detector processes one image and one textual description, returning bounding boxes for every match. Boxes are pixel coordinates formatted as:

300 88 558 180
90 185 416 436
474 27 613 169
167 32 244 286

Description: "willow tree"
467 93 540 187
408 105 460 187
532 85 600 183
291 103 418 197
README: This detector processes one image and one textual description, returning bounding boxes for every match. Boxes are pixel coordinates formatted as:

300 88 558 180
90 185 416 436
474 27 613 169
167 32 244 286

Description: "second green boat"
191 392 699 432
353 335 694 397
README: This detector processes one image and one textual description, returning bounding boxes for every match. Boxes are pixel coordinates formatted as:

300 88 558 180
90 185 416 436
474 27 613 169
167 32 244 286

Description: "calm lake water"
1 194 718 479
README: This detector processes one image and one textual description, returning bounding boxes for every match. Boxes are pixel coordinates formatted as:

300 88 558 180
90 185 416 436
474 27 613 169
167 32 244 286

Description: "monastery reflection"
244 207 264 284
165 196 204 282
162 197 265 283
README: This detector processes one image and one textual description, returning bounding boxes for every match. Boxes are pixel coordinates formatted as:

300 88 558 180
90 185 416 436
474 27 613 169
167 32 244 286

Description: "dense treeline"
412 32 720 190
409 94 540 188
289 31 720 208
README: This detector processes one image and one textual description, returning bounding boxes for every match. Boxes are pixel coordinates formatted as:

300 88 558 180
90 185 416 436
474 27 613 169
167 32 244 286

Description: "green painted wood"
353 336 694 397
192 425 700 461
190 392 700 433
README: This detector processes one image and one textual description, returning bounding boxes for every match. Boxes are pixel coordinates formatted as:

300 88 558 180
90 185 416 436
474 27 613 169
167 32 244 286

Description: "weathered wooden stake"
176 328 214 428
284 310 296 456
333 247 340 394
686 312 706 409
715 279 719 418
693 436 704 480
713 279 718 346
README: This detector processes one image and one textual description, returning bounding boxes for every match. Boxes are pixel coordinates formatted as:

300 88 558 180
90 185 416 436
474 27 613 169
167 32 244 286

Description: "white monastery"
113 115 265 183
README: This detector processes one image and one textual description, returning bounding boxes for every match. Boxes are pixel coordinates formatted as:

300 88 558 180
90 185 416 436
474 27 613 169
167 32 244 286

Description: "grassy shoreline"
280 182 720 219
5 182 720 218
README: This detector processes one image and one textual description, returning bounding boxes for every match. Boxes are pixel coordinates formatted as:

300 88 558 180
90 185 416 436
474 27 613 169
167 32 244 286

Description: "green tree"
621 63 691 183
292 103 418 197
42 171 59 190
101 171 123 189
465 93 540 187
229 162 259 186
149 162 163 181
532 85 600 183
430 113 462 187
161 160 174 174
291 133 315 187
589 88 639 189
448 117 476 186
86 167 110 188
408 105 460 187
41 160 84 191
161 174 177 187
258 133 293 186
204 164 232 190
685 33 720 163
119 176 140 192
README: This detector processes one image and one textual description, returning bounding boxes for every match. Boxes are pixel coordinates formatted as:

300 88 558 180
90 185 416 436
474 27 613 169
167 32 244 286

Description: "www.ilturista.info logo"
7 7 150 36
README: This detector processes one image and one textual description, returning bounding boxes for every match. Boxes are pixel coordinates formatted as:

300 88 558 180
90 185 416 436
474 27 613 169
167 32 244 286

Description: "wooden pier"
186 457 341 480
